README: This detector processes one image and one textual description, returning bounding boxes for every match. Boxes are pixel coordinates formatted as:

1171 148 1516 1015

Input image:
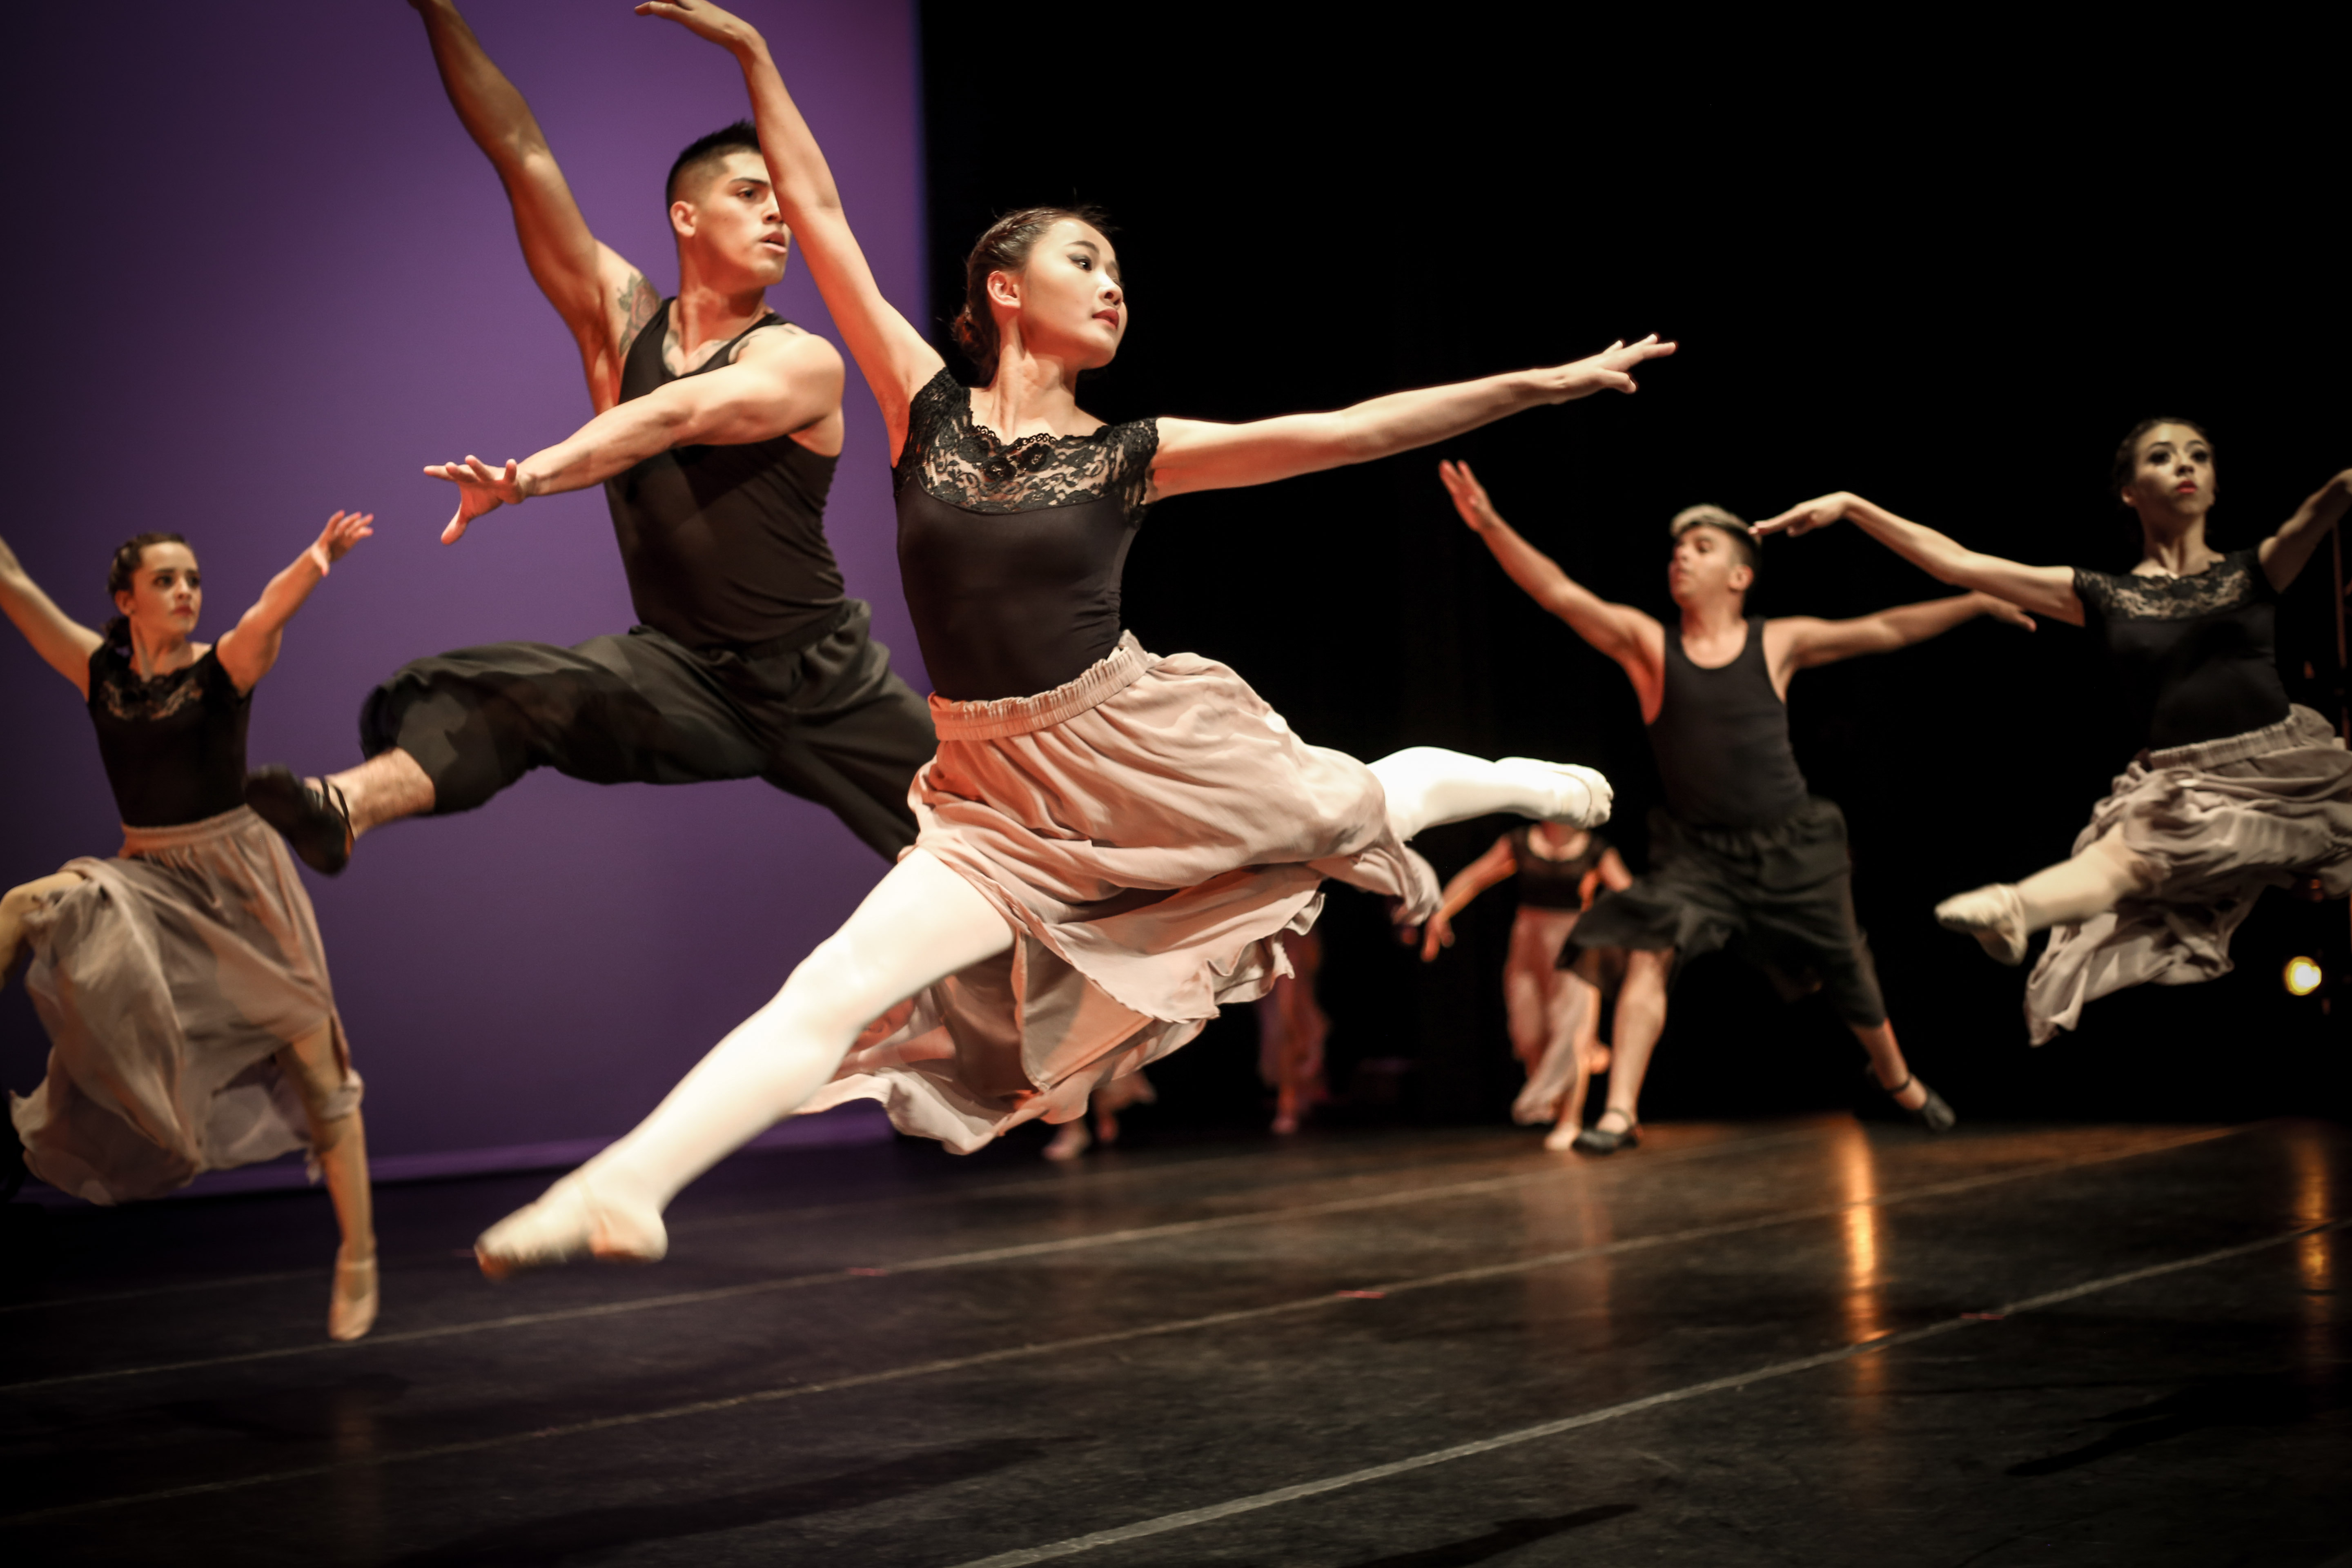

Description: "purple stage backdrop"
0 2 924 1163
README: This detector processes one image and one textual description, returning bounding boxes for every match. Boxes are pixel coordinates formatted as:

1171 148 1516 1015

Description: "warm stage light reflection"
2285 1124 2337 1370
1835 1122 1888 1412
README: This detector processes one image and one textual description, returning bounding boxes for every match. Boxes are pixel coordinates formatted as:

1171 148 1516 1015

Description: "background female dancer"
1760 423 2352 1042
1421 819 1632 1149
1441 463 2021 1153
467 0 1662 1273
0 519 381 1340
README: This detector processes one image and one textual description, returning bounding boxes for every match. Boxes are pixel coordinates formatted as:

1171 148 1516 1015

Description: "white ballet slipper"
328 1250 379 1342
1934 884 2028 967
1498 759 1614 829
1042 1122 1092 1162
474 1174 668 1280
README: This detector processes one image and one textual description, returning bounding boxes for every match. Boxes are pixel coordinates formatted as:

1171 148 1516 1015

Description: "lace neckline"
2127 552 2230 583
897 368 1158 517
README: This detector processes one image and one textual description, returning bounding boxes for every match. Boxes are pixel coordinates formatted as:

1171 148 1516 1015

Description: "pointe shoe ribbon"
328 1252 379 1342
1499 759 1614 829
475 1175 668 1280
1934 884 2028 966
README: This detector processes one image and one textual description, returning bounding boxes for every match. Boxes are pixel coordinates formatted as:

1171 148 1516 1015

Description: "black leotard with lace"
2072 549 2288 751
1509 826 1610 911
88 642 250 827
892 368 1159 701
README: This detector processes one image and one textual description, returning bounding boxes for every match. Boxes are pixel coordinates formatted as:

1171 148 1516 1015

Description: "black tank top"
2073 549 2290 751
1509 826 1609 911
89 643 250 827
602 301 844 649
892 368 1159 700
1648 617 1811 830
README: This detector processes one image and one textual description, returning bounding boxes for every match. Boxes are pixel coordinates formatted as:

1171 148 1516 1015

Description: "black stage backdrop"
914 9 2348 1129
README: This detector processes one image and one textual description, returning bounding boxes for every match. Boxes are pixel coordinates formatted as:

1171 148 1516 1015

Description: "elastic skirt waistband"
930 633 1154 741
2143 706 2323 772
120 804 266 857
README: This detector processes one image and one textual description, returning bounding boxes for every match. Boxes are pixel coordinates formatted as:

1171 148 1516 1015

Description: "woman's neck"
2133 510 2218 576
127 624 196 680
972 341 1094 439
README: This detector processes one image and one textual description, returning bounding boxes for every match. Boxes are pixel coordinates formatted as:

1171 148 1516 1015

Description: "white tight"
582 747 1576 1215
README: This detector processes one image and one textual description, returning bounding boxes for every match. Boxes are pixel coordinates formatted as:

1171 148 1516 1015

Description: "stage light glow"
2283 956 2323 997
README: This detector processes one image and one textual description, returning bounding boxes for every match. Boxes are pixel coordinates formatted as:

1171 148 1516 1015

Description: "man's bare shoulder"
731 321 844 373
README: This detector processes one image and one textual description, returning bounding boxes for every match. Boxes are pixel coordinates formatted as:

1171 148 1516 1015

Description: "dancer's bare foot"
475 1174 667 1278
1498 759 1614 829
1934 884 2027 966
1585 1045 1612 1075
328 1245 379 1341
1043 1122 1092 1161
1542 1120 1582 1152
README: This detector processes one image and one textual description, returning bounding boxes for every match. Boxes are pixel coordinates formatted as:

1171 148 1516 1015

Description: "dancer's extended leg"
1369 748 1611 842
276 1021 377 1340
1936 836 2154 964
328 749 437 840
477 850 1013 1275
245 749 434 876
1581 947 1670 1150
1852 1018 1956 1131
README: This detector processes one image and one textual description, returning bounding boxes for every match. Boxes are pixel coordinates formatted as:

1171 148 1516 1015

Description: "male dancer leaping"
1438 461 2031 1153
247 0 933 870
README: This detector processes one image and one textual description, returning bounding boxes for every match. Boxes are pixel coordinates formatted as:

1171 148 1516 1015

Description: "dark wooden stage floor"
3 1117 2345 1566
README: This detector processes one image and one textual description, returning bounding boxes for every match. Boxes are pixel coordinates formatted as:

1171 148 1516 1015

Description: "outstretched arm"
411 0 657 410
1439 460 1667 712
1151 339 1675 501
214 512 374 693
1772 591 2034 677
1755 492 2082 624
0 535 102 696
2258 468 2352 592
1419 835 1519 962
639 1 942 450
425 329 844 542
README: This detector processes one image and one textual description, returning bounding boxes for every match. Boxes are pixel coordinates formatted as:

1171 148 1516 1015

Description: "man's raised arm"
411 0 656 410
1438 461 1666 703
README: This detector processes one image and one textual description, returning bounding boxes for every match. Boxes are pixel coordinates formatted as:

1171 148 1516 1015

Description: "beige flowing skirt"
2027 705 2352 1043
1506 905 1599 1125
9 806 359 1204
800 635 1439 1152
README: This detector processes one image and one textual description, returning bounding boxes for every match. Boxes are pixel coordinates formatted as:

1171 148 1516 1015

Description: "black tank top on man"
892 368 1160 702
2072 549 2290 752
602 300 844 650
89 642 250 827
1508 825 1610 911
1647 617 1811 831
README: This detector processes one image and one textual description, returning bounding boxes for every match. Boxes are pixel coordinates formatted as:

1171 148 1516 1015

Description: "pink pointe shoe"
474 1174 668 1280
1043 1122 1093 1162
328 1248 379 1341
1934 884 2028 966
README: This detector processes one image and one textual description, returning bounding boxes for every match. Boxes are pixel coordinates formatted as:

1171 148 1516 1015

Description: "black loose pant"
358 601 935 858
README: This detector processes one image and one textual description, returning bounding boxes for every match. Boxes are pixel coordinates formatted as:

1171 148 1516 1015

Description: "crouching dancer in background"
0 521 381 1340
1440 461 2028 1153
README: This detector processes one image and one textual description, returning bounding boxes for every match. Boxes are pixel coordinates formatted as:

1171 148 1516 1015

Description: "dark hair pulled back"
950 204 1115 380
2109 416 2215 504
102 530 189 646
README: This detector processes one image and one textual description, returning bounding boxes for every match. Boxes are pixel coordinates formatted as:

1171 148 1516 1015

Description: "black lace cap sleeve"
2073 549 2267 624
894 367 1160 521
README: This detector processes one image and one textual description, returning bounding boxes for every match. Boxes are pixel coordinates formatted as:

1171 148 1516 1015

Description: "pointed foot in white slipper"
1499 759 1613 829
1042 1122 1092 1162
327 1250 379 1341
1934 884 2028 967
474 1175 668 1281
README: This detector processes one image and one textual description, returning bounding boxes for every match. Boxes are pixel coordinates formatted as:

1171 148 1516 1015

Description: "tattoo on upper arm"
615 273 660 359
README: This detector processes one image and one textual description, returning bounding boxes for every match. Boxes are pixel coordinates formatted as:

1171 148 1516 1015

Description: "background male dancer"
248 0 933 871
1438 461 2030 1153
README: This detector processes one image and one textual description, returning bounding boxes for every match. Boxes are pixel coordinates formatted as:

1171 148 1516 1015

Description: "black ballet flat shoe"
1570 1116 1642 1156
1877 1069 1958 1133
244 766 353 875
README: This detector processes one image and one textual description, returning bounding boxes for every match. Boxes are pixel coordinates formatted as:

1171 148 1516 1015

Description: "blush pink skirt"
2027 704 2352 1042
800 635 1438 1152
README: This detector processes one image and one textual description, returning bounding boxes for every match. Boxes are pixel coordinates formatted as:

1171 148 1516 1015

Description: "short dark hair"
2109 415 2215 504
666 120 762 207
951 204 1116 380
1668 504 1758 580
103 531 190 646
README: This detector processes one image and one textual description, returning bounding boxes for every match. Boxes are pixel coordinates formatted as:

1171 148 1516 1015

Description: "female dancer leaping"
470 0 1668 1271
1760 421 2351 1042
1421 820 1632 1149
0 518 381 1339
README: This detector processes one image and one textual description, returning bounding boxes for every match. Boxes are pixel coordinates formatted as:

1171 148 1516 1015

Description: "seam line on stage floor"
940 1216 2349 1568
0 1125 2250 1523
2 1123 1855 1386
